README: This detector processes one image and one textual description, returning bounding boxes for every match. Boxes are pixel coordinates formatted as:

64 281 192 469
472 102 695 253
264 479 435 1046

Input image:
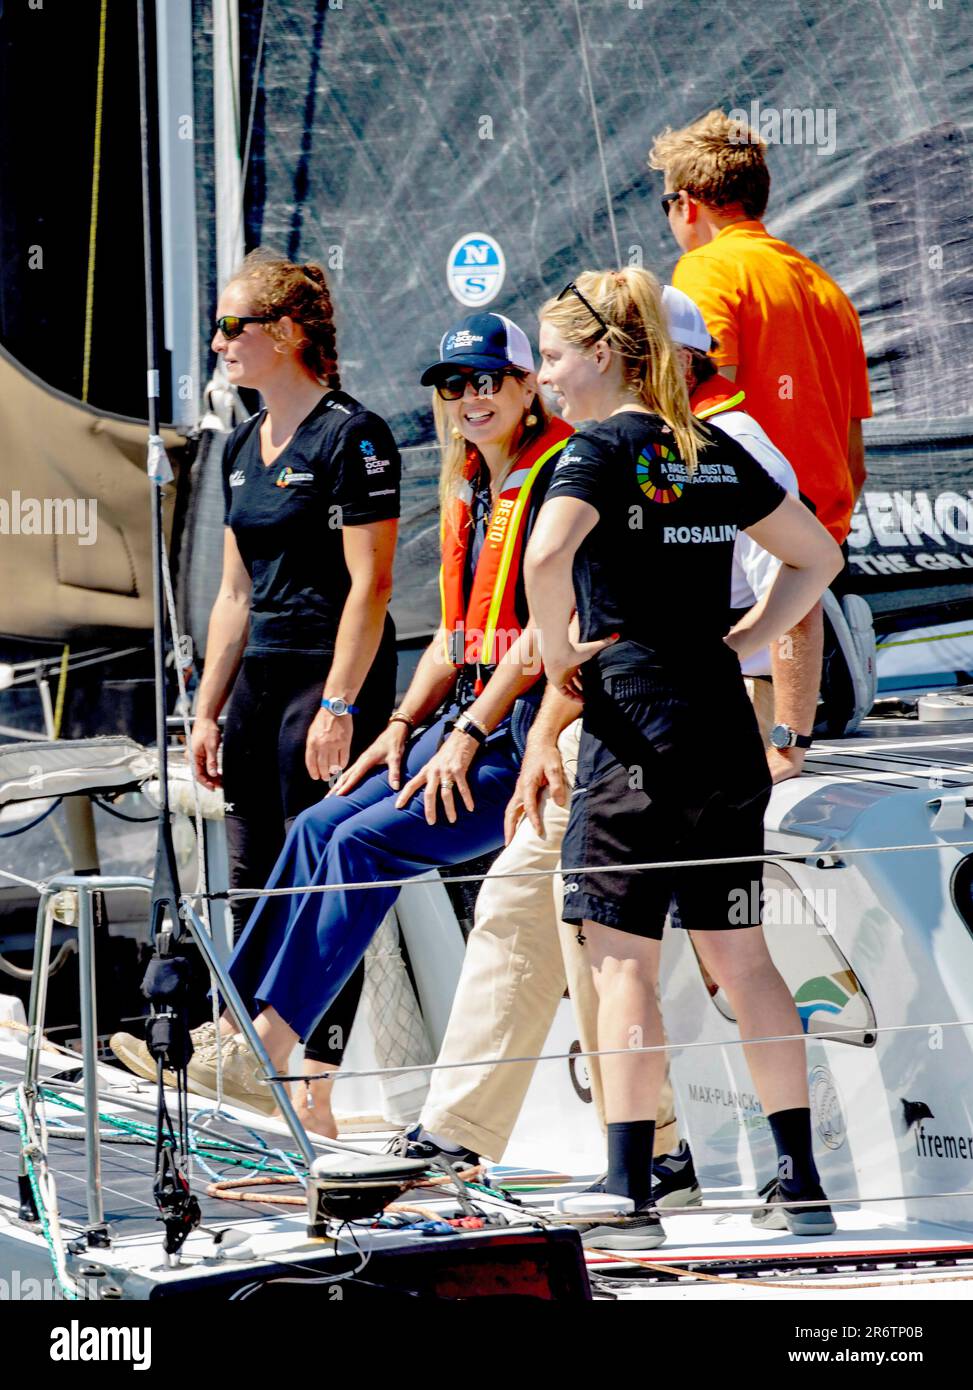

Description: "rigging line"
235 0 269 252
81 0 109 403
0 798 63 838
203 833 973 903
290 1016 973 1085
7 645 145 685
573 0 621 268
51 645 69 741
0 866 45 892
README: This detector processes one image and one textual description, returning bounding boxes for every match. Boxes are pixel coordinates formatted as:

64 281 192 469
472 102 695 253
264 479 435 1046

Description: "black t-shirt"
543 410 786 669
222 390 401 656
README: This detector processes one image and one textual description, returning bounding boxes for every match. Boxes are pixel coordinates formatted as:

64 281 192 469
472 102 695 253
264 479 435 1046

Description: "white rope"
288 1016 973 1086
572 0 621 267
0 865 45 892
203 833 973 903
157 487 224 1110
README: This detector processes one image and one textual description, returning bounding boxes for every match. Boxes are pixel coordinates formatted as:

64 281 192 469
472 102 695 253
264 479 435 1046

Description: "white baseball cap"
662 285 714 353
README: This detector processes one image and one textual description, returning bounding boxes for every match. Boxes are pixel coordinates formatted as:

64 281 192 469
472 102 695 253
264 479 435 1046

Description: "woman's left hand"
395 728 479 825
305 709 354 783
546 637 618 699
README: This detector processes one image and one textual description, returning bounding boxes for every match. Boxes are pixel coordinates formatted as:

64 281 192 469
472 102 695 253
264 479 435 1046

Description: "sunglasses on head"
556 281 610 338
215 313 278 340
434 367 523 401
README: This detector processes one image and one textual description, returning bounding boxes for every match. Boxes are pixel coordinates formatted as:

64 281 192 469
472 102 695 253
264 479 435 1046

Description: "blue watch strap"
320 697 359 715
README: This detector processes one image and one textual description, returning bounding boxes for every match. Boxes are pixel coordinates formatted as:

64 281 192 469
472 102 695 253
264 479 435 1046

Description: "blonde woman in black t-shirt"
525 267 843 1249
110 252 399 1139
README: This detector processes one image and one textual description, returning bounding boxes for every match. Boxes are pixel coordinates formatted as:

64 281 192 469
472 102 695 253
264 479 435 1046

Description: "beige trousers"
421 677 776 1163
420 719 678 1162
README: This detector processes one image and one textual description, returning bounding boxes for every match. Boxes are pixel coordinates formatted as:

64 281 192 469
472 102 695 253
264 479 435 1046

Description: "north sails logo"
228 469 246 488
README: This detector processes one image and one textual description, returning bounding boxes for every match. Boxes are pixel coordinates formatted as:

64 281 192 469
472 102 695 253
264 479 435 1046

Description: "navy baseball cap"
420 312 535 385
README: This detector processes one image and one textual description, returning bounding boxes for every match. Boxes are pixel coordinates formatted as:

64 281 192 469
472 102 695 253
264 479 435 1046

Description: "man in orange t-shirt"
649 110 871 545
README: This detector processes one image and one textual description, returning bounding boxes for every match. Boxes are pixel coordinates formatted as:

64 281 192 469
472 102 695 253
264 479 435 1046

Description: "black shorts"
560 667 771 940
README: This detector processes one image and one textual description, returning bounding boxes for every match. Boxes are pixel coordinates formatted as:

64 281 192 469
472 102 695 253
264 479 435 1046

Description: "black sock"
767 1107 823 1195
606 1120 656 1207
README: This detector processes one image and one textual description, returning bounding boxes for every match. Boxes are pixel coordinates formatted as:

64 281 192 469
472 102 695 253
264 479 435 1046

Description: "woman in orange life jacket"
187 311 574 1116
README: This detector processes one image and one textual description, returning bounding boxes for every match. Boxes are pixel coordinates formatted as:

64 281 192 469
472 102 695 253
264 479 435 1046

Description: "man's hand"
305 708 353 783
504 737 567 843
767 745 806 784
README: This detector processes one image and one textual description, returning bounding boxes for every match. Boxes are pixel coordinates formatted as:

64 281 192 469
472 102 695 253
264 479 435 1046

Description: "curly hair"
228 249 341 390
648 110 770 220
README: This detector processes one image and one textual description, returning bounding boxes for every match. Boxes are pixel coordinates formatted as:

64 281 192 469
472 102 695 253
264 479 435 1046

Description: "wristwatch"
320 697 358 717
454 712 489 745
769 723 813 750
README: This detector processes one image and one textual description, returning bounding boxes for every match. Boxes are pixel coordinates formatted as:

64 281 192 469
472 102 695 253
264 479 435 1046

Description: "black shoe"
652 1141 703 1209
576 1199 667 1251
585 1142 702 1210
751 1177 836 1235
388 1125 485 1178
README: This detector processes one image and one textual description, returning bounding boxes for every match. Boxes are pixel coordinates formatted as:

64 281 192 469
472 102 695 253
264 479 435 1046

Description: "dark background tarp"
1 1 971 645
235 0 973 636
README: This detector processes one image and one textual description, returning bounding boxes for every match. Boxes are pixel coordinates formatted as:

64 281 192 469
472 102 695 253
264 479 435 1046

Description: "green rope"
15 1092 80 1300
38 1087 304 1176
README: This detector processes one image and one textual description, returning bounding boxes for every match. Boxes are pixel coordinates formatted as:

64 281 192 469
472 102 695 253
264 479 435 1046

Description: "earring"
525 413 538 427
450 426 463 439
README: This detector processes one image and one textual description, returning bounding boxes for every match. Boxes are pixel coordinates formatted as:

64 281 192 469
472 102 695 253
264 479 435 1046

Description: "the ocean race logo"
726 99 837 156
0 492 97 545
447 233 505 307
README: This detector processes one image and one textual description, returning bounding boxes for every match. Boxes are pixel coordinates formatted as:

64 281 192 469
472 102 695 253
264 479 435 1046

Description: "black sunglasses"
215 313 278 340
434 367 523 401
660 191 682 220
556 281 610 338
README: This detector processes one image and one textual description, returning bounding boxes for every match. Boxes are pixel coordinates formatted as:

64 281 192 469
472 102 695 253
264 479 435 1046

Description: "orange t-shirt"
672 220 871 542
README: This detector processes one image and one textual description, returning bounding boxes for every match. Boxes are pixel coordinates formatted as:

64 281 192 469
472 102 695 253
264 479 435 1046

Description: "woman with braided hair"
110 251 400 1138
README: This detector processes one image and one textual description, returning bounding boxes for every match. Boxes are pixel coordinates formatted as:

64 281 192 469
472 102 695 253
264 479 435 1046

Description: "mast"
136 0 181 941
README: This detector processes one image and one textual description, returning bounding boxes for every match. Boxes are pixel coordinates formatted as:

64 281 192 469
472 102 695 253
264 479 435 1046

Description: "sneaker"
186 1033 279 1117
652 1141 703 1209
584 1142 703 1210
110 1020 220 1086
577 1199 667 1251
751 1177 836 1236
388 1125 485 1176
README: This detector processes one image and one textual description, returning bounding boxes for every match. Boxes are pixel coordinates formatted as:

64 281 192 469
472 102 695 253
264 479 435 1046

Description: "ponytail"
539 266 707 472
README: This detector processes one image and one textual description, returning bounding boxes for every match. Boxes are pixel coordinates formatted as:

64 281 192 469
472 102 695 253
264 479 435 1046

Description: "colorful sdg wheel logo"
636 441 683 504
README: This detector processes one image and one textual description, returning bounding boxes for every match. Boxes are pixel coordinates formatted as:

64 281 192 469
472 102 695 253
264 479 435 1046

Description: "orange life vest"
439 416 573 671
691 373 747 421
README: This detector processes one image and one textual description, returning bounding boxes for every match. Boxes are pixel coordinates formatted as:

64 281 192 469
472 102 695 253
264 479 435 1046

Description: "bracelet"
454 712 489 745
388 711 414 730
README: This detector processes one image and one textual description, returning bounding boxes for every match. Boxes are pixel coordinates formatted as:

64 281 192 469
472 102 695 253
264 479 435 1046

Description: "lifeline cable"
203 832 973 903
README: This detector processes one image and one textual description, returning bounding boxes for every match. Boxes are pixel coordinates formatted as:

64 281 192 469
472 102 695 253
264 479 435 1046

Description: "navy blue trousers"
225 716 519 1042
